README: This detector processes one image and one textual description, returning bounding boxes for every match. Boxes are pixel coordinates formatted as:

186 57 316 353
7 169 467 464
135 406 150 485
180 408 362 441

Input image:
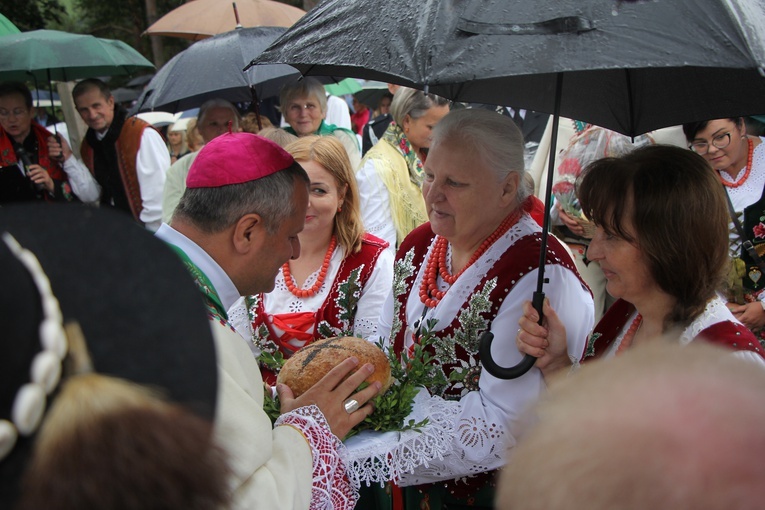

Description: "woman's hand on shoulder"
516 299 572 377
729 301 765 330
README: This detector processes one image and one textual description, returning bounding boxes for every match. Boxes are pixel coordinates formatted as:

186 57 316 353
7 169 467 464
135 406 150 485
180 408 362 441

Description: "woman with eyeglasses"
279 77 361 171
683 118 765 337
516 145 764 377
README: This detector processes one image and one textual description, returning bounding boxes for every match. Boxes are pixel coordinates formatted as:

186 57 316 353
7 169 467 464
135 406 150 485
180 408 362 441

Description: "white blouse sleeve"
396 265 594 486
353 247 394 340
136 128 170 232
356 159 397 250
62 156 100 203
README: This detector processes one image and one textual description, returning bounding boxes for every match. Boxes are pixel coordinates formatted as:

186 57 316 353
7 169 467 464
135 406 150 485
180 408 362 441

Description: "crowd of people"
2 66 765 510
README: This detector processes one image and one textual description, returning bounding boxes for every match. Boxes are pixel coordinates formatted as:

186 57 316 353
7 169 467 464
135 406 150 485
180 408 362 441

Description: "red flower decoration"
552 181 575 195
558 157 582 176
753 223 765 239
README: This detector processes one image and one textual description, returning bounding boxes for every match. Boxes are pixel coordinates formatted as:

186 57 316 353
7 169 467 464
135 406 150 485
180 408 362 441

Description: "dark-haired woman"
683 118 765 338
517 145 765 373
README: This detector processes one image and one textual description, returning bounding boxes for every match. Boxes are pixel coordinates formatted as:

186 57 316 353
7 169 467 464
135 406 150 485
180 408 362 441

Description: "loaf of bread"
277 336 393 397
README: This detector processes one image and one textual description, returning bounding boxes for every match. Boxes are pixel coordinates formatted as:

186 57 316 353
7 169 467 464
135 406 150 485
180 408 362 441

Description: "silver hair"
279 77 328 115
431 108 529 203
389 87 451 126
173 164 309 234
198 98 241 129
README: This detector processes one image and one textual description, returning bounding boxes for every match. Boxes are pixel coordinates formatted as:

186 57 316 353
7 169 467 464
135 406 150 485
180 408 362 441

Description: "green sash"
167 243 228 322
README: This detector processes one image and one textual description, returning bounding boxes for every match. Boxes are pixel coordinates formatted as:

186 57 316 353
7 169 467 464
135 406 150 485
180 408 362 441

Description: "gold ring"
343 398 360 414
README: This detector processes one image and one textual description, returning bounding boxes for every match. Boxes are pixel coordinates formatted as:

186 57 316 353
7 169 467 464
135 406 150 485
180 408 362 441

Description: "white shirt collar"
155 223 241 312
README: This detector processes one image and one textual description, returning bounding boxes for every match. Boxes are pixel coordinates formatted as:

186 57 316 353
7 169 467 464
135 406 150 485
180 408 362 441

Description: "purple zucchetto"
186 132 295 188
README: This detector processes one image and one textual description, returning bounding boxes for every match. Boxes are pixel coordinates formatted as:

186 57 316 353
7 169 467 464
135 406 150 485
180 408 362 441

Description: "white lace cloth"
277 404 357 510
372 215 594 485
343 388 461 487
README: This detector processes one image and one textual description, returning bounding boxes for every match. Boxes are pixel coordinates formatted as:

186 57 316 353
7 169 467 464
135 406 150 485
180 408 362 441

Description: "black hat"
0 203 218 506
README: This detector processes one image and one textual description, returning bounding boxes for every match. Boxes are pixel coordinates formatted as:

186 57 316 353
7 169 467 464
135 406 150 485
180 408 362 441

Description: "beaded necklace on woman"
282 236 337 298
718 138 754 189
419 208 522 308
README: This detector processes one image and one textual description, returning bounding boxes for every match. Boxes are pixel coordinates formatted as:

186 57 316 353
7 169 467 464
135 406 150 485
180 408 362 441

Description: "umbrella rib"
624 68 635 136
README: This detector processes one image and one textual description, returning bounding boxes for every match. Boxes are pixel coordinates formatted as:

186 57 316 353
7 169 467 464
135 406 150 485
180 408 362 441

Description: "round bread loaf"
277 336 392 397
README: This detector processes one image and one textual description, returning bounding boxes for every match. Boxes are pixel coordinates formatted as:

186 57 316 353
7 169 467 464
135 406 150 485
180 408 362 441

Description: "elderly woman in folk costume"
230 135 393 383
355 109 593 509
356 88 451 250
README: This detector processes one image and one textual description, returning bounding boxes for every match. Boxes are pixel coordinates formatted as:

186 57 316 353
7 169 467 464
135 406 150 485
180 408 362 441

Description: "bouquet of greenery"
262 322 447 439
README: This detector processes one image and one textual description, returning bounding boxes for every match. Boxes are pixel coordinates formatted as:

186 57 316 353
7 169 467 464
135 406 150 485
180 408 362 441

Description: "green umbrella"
0 14 20 37
324 77 362 96
0 29 154 82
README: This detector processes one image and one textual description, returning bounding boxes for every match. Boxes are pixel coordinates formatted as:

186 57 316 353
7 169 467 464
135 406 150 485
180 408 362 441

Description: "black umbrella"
253 0 765 378
136 26 300 114
126 73 155 88
111 87 142 105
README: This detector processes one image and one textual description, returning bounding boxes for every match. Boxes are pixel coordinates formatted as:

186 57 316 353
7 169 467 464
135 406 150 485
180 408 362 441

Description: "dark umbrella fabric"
254 0 765 137
137 26 299 113
253 0 765 378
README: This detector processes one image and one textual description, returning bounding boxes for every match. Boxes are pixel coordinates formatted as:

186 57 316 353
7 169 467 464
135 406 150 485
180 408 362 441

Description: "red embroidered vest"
252 233 389 382
392 221 587 399
583 298 765 361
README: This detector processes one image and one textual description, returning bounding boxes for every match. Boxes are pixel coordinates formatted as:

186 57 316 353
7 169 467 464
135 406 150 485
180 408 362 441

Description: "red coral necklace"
419 210 522 308
718 138 754 188
282 236 337 298
615 313 642 355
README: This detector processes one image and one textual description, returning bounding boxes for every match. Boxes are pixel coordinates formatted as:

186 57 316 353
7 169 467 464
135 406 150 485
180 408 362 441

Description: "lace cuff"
343 388 461 487
567 354 581 376
276 405 357 510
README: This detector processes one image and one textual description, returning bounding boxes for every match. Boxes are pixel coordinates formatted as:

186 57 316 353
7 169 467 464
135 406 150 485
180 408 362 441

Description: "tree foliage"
1 0 66 31
73 0 188 63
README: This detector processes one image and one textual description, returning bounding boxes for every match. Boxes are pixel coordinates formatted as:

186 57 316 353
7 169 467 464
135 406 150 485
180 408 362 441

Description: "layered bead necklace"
282 236 337 298
615 313 642 355
419 209 522 308
718 138 754 188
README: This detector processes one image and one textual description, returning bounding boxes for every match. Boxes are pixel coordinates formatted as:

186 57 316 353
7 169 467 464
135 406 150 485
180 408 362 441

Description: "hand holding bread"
276 337 390 438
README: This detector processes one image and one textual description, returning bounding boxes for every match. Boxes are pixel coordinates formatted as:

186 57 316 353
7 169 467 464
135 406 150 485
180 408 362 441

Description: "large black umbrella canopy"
137 26 299 113
254 0 765 137
254 0 765 378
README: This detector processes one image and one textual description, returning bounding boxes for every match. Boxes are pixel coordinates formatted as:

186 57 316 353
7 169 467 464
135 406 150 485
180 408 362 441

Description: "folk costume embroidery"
250 234 389 383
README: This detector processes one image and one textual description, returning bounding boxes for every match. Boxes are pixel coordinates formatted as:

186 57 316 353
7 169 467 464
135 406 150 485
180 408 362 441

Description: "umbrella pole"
479 72 564 380
250 87 262 131
46 68 63 158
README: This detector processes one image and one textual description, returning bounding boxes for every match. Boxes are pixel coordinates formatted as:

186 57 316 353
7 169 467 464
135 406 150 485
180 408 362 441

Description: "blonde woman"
166 123 190 164
237 136 393 384
356 88 450 249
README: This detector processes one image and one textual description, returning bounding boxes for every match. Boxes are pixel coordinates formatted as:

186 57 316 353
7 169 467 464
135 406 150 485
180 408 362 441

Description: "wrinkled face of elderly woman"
284 94 324 137
423 137 519 251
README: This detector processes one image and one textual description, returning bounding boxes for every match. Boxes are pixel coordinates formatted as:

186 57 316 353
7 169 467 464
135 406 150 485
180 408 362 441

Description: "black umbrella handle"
479 291 544 380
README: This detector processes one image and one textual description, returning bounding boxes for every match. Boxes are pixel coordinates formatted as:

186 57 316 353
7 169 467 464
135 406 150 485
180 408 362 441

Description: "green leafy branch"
263 321 447 439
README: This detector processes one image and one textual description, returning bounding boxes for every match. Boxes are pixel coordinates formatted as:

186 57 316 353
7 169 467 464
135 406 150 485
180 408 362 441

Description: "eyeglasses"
0 108 29 119
689 132 732 155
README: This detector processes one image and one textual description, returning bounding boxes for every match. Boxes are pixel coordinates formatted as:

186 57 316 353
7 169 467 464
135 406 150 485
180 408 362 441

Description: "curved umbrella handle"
479 291 545 380
479 332 537 380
